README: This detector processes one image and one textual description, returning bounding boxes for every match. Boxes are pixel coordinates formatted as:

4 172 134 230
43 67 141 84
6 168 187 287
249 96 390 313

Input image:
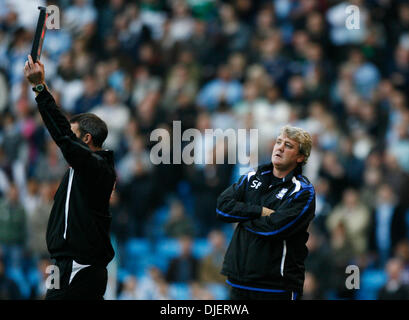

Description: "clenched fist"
24 55 45 87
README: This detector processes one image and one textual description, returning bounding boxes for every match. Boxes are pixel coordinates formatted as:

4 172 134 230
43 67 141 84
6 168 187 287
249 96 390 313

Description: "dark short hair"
69 113 108 148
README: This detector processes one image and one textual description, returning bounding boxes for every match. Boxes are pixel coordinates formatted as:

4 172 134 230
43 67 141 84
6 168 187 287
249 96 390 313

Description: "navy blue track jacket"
217 163 315 294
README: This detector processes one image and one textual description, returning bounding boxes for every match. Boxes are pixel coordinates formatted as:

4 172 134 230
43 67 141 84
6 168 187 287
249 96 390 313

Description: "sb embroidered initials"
251 180 262 189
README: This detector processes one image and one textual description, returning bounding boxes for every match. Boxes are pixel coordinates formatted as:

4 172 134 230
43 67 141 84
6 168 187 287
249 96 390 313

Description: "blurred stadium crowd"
1 0 409 300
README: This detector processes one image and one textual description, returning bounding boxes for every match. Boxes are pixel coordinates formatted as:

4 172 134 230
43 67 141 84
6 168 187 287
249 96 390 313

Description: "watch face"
33 84 44 93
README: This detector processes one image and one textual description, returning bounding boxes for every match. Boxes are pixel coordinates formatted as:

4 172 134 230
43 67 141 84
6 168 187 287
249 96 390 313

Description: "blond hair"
279 125 312 166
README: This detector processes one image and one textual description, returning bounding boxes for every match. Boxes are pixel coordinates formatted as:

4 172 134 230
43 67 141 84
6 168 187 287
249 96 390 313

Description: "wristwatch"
32 83 45 93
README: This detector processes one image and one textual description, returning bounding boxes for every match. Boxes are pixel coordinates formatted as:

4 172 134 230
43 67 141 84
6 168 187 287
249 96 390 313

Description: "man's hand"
261 207 274 217
24 55 45 87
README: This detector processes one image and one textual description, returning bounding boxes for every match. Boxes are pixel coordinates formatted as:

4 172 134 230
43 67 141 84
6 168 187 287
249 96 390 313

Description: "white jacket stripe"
64 168 74 239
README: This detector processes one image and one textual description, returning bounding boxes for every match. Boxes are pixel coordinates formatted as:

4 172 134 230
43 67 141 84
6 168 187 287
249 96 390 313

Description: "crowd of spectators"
1 0 409 300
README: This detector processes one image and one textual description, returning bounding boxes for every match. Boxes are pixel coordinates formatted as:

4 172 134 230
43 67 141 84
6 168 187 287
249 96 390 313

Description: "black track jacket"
36 89 116 267
217 163 315 294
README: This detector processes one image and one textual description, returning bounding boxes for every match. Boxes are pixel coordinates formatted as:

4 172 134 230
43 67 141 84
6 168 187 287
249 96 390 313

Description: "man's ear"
82 133 92 145
296 154 305 164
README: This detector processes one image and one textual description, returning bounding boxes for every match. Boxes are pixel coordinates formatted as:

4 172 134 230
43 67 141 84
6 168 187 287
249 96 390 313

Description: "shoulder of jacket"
296 175 313 186
242 163 273 180
289 175 315 197
91 152 104 161
238 168 256 182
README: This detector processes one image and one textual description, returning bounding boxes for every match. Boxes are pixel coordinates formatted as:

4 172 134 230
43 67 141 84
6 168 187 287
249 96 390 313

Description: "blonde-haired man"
217 125 315 300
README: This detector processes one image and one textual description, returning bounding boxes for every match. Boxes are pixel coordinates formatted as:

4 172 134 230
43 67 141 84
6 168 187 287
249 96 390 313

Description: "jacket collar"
256 162 303 185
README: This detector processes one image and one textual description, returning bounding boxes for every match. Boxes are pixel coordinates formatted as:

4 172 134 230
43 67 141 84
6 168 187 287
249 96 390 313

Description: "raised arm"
24 55 105 173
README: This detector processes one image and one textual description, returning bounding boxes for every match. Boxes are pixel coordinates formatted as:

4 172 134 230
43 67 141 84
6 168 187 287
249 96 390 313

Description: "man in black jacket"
217 125 315 300
24 56 116 300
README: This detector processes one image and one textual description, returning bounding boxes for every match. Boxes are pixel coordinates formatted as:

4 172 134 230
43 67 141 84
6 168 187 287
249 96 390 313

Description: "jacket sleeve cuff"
35 87 53 103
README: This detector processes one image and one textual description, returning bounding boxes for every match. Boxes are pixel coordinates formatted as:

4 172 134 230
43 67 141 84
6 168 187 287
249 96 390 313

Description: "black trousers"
229 286 301 300
45 257 107 300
